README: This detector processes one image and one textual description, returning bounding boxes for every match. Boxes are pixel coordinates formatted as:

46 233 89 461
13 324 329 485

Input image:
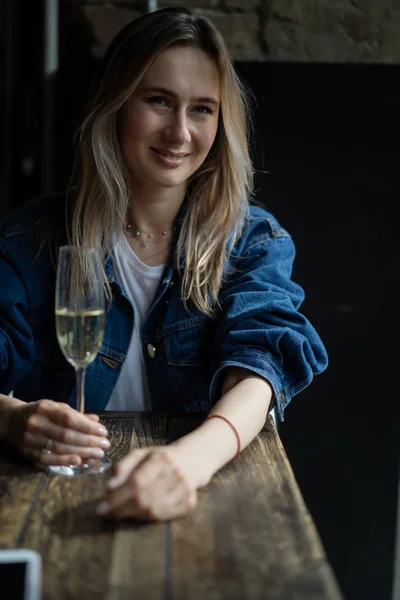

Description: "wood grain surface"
0 443 44 548
0 413 344 600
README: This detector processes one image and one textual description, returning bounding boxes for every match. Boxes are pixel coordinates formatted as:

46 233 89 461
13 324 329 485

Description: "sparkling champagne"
55 308 105 369
51 246 111 476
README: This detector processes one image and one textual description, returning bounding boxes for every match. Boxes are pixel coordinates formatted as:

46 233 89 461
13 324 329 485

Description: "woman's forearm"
171 368 273 488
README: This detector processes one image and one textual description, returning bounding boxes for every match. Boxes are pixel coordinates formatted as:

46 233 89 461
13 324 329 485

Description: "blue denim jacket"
0 196 328 421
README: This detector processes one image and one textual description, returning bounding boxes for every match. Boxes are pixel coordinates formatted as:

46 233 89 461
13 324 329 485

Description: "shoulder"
246 204 290 236
0 191 67 241
0 191 68 279
235 204 292 254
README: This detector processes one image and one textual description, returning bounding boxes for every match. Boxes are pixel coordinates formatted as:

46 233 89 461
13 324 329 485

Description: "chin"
154 173 190 188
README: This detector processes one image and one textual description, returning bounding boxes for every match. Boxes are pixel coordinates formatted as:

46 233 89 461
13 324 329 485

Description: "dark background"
1 2 399 599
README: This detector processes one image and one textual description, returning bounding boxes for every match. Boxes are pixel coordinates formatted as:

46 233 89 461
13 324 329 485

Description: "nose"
164 110 191 145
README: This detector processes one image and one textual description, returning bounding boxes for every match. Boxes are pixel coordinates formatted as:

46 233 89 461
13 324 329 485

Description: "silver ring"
42 438 52 455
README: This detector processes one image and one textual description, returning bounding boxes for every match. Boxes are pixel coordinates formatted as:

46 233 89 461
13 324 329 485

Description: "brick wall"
75 0 400 62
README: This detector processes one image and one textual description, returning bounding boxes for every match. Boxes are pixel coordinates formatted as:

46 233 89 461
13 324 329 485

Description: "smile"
150 147 191 168
151 148 190 160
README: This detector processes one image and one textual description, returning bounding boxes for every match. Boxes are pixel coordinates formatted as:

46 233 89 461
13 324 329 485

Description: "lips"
151 147 190 160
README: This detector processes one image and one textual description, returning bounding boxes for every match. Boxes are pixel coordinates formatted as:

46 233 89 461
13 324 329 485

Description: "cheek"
196 125 218 155
122 118 143 145
121 108 159 146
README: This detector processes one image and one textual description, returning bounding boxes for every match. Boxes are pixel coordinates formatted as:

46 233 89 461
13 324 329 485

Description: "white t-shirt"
105 234 164 411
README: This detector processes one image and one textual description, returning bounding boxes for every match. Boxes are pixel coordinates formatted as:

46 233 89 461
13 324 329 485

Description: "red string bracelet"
206 414 241 460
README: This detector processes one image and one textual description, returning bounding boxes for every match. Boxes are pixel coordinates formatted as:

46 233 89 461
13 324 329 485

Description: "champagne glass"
49 246 111 476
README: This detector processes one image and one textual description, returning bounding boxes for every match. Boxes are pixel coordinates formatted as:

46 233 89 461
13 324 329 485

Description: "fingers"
97 449 198 521
87 414 100 422
106 454 167 510
27 420 110 450
24 447 82 468
23 431 107 459
107 448 150 489
24 405 110 452
10 400 110 469
103 480 197 521
35 401 108 436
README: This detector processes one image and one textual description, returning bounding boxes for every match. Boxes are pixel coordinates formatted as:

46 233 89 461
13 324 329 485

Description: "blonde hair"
69 7 254 314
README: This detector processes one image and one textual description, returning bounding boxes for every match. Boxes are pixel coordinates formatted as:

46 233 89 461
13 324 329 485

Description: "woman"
0 8 328 520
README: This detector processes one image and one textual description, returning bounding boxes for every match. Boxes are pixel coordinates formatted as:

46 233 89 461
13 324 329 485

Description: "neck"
127 184 186 232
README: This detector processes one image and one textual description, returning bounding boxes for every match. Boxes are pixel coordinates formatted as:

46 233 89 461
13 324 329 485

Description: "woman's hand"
7 399 110 469
96 446 198 521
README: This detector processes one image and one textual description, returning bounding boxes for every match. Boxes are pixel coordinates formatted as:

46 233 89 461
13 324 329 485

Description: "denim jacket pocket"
161 315 215 411
164 315 212 366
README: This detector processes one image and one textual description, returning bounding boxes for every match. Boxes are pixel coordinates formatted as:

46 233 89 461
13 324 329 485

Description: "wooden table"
0 412 343 600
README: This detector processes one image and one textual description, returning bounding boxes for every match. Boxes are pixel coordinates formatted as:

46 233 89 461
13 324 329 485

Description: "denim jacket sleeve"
209 208 328 421
0 195 59 395
0 244 36 393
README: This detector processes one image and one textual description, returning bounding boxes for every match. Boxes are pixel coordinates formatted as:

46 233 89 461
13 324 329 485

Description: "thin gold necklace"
125 220 176 249
124 234 172 261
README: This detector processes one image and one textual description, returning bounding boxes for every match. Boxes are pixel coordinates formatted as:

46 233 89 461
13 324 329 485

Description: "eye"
147 96 169 107
193 105 214 115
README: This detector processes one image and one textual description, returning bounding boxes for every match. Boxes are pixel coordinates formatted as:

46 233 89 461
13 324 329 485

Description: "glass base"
47 456 112 477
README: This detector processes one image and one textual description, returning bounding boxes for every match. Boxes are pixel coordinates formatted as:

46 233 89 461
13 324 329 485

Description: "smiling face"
118 45 221 199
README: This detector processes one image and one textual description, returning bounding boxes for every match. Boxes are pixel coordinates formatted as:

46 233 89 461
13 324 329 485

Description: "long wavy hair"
69 6 254 315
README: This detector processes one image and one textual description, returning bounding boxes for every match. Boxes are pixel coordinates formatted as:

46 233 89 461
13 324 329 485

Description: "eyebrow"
141 86 220 106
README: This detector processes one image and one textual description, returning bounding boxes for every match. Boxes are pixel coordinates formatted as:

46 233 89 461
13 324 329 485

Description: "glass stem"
75 367 86 414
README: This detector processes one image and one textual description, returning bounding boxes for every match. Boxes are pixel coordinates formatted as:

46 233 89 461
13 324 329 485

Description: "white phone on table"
0 549 42 600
